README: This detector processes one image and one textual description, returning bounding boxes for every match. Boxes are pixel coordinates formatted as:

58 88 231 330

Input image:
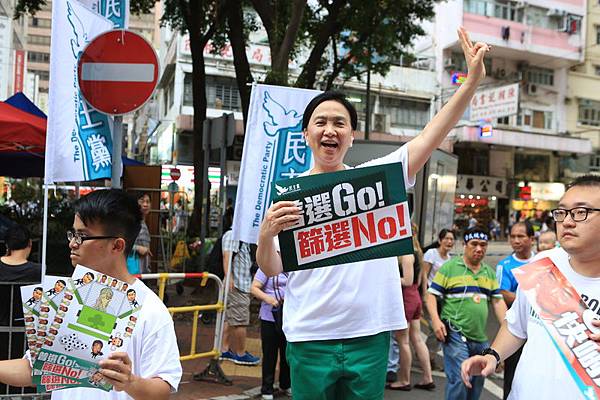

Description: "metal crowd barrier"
135 272 232 385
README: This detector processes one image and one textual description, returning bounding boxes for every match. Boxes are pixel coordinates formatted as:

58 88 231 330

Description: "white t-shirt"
46 280 182 400
506 247 600 400
423 248 452 287
275 145 415 342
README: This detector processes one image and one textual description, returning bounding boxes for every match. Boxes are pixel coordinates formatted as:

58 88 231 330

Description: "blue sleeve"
499 263 518 293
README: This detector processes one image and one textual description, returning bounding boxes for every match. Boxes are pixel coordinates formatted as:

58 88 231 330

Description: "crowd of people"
0 26 598 400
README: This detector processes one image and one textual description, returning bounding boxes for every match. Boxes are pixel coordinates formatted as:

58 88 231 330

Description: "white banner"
470 83 519 121
231 84 320 244
45 0 114 184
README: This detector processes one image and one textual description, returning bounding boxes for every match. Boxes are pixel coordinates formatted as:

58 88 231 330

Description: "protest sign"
21 276 66 363
514 257 600 399
28 265 144 393
272 162 413 272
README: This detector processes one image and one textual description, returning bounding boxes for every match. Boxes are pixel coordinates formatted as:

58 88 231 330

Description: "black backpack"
206 233 258 279
206 236 229 279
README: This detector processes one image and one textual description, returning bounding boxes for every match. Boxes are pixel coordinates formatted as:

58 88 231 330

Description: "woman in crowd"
421 229 455 296
257 27 489 399
388 223 434 392
128 192 152 274
251 270 290 400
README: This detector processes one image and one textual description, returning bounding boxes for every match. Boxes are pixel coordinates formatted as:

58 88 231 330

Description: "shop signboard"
530 182 565 201
470 83 519 121
456 174 507 198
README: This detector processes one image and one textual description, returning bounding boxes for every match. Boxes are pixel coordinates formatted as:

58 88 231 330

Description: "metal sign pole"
111 115 123 189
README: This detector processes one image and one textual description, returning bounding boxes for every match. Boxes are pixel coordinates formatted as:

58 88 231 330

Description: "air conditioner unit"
547 8 565 17
444 56 456 70
514 0 526 8
525 83 538 96
372 113 390 133
494 68 507 79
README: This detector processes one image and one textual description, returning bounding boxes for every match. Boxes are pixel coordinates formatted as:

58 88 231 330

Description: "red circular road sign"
170 168 181 181
77 30 159 115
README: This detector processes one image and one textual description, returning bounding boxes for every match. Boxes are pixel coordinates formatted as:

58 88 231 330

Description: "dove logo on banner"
232 84 320 244
45 0 114 184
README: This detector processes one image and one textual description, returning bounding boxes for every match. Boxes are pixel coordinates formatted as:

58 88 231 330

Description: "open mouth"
321 142 338 149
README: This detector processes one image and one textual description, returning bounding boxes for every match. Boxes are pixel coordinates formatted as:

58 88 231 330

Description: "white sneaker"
261 395 274 400
285 388 292 396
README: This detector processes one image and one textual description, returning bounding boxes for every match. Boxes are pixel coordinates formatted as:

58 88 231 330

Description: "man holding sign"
461 175 600 399
257 27 490 400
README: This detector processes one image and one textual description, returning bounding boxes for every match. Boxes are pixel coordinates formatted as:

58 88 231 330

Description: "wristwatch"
481 347 501 369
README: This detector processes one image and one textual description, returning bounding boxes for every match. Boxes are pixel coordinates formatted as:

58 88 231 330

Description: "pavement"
168 239 514 400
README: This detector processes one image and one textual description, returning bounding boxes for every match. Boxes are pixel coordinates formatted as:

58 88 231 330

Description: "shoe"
414 382 436 391
284 388 292 396
261 395 274 400
233 351 260 365
219 350 235 362
386 371 397 383
386 383 412 391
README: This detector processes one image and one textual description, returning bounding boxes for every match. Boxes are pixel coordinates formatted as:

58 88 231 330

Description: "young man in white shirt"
461 175 600 399
0 189 182 400
495 221 535 399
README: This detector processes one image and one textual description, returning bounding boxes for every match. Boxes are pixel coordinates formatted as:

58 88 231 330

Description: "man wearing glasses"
461 175 600 399
0 189 182 400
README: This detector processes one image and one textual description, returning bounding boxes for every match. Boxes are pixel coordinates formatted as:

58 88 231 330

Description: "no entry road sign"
77 30 159 115
170 168 181 181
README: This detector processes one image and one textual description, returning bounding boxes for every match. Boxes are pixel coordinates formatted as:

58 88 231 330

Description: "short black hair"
511 221 534 237
56 279 66 286
566 175 600 191
92 340 103 347
73 189 142 256
5 224 31 251
302 91 358 130
127 289 136 295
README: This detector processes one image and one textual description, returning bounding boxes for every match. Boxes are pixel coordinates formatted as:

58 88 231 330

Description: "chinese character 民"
283 132 307 165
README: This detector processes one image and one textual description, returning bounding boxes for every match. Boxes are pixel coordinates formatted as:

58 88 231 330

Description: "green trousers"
286 331 390 400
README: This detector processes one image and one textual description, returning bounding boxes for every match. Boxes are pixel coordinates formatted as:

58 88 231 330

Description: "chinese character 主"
554 311 588 347
304 192 333 225
283 132 307 165
324 220 352 251
281 168 303 179
297 227 325 258
86 134 112 171
79 100 104 130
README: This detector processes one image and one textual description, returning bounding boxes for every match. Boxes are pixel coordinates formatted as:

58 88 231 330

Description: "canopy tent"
0 92 143 178
5 92 47 119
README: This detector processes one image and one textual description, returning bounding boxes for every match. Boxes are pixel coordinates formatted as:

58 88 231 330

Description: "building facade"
150 23 444 214
0 0 26 101
568 0 600 174
431 0 592 232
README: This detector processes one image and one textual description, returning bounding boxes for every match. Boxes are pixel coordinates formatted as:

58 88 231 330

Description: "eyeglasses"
551 207 600 222
67 230 118 245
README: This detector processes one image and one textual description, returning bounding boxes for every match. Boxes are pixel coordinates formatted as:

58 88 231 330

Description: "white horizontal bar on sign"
81 63 155 82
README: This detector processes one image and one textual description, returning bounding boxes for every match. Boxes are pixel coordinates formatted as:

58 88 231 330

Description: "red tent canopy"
0 101 46 153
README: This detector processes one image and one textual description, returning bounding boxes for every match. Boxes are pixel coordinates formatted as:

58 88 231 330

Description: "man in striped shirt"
425 227 507 400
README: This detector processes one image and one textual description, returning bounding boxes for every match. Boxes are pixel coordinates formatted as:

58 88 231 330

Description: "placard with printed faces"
26 265 145 393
